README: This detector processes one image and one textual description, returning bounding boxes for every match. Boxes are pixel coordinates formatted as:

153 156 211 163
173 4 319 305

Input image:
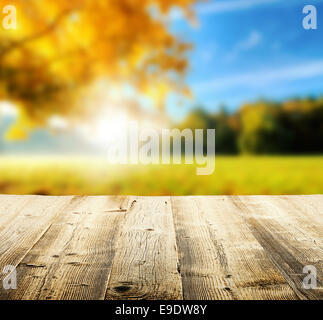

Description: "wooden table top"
0 195 322 300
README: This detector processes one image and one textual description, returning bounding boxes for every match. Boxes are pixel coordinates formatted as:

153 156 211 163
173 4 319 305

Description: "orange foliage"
0 0 199 135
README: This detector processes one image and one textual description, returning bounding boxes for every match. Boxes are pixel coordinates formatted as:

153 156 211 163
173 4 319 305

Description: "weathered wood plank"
0 195 74 284
0 195 36 233
0 196 129 300
105 197 182 300
0 195 321 300
233 196 323 300
171 197 231 300
276 195 323 243
172 196 298 300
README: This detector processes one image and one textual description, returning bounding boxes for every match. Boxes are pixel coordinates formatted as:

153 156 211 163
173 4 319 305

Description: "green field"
0 156 322 195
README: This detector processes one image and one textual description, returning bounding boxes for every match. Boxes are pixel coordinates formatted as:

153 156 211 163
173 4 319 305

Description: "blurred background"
0 0 322 196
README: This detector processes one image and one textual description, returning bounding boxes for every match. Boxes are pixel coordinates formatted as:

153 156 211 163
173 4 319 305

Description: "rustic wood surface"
0 195 322 300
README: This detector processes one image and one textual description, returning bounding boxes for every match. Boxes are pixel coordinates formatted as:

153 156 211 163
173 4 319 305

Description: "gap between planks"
0 196 129 300
0 195 322 300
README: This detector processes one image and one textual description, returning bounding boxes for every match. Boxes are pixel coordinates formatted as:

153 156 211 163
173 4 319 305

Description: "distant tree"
281 97 323 153
238 102 292 154
180 108 210 130
179 97 323 155
178 107 209 154
179 106 238 154
213 108 238 154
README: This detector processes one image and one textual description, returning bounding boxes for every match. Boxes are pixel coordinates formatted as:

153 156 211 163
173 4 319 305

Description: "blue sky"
167 0 323 120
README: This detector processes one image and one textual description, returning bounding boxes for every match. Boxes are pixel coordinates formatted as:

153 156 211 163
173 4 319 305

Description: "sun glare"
0 101 18 117
93 111 130 146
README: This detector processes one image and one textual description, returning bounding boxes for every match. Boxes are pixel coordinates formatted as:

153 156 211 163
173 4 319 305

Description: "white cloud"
238 31 262 50
226 31 262 61
171 0 278 20
194 60 323 92
196 0 280 15
198 43 218 63
171 0 322 20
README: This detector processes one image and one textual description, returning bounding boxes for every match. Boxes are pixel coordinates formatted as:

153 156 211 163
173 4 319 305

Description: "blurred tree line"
178 96 323 154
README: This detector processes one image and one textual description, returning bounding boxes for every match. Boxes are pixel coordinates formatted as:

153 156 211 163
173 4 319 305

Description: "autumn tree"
0 0 199 138
180 97 323 154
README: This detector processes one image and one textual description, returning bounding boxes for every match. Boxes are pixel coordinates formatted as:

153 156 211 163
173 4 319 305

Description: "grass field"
0 155 322 195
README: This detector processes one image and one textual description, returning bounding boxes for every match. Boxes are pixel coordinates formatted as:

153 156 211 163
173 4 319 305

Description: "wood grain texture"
232 196 323 300
0 196 73 284
0 195 321 300
171 197 231 300
0 195 35 233
172 196 298 300
0 196 128 300
105 197 182 300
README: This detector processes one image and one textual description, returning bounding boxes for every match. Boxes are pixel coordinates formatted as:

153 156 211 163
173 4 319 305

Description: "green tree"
238 102 291 154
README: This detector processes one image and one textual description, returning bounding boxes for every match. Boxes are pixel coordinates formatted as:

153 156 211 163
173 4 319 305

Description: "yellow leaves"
179 86 193 100
283 98 321 113
4 109 36 141
144 82 170 109
129 44 146 69
240 103 275 133
5 123 28 140
0 0 199 130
